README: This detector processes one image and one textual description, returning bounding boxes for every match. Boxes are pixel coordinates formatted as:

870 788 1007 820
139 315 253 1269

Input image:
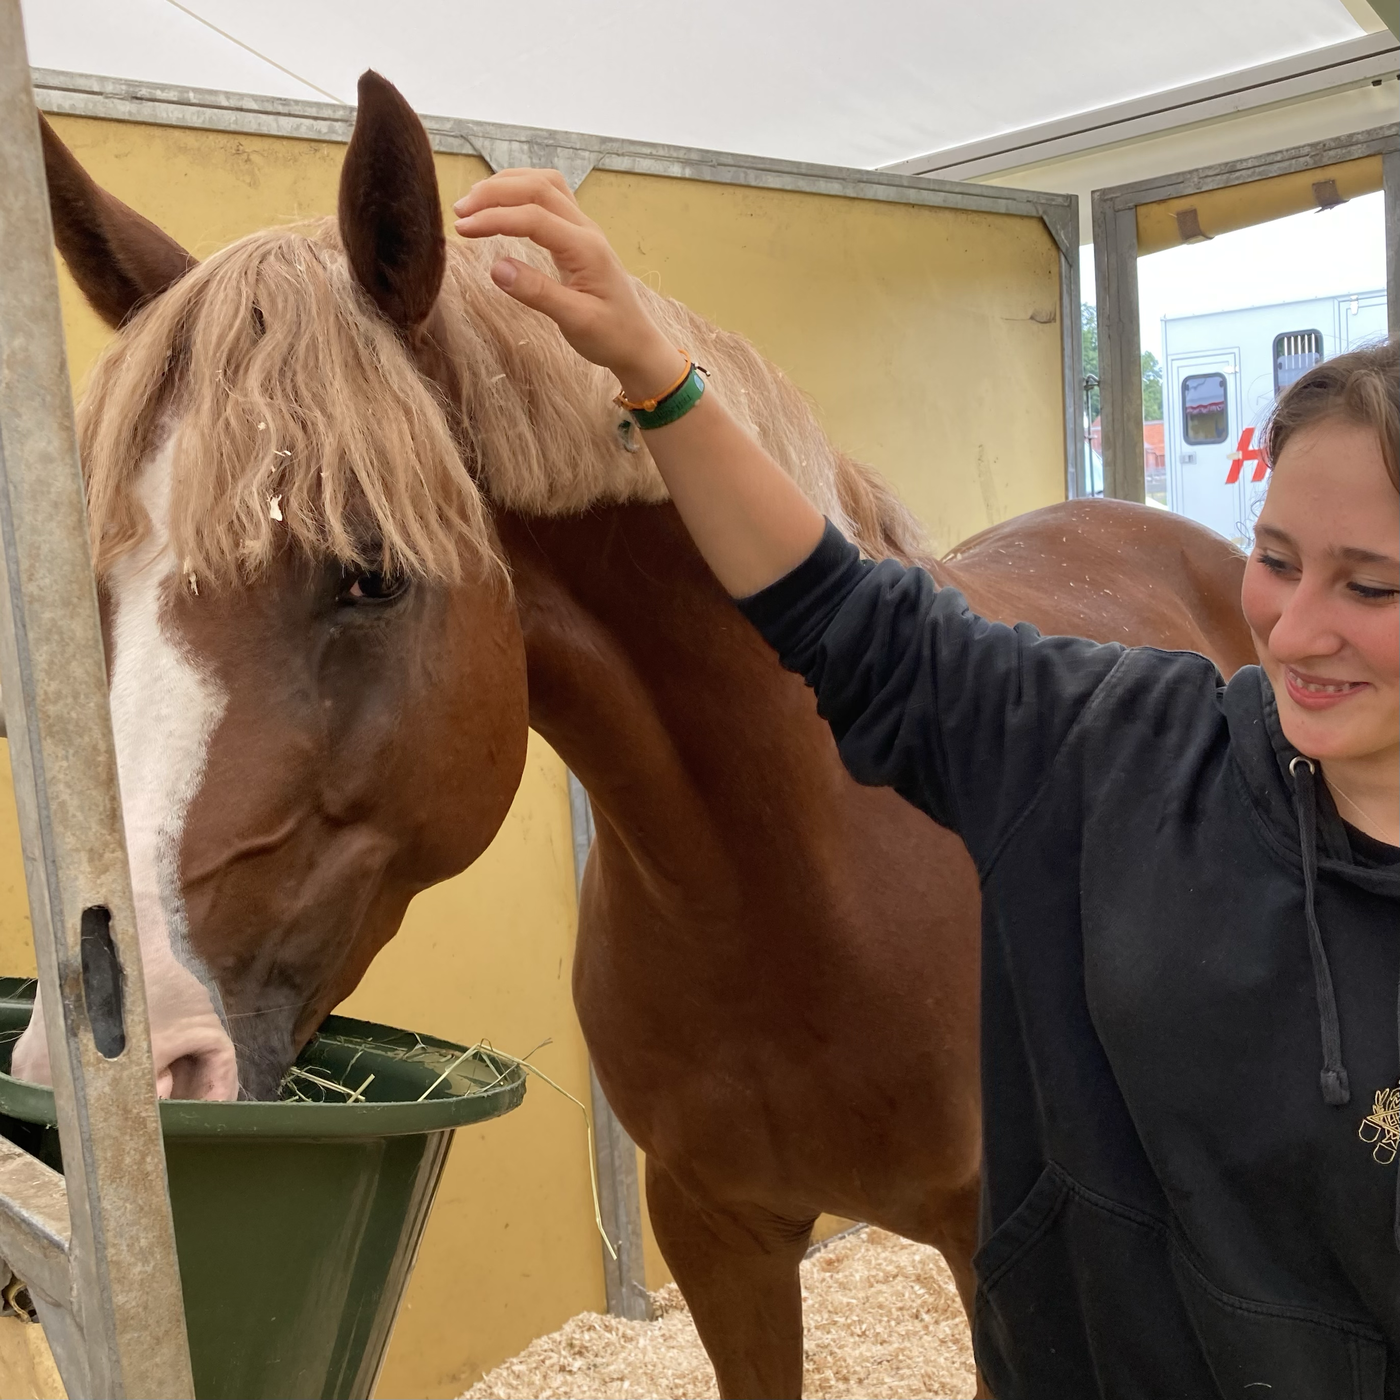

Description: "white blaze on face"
11 436 240 1100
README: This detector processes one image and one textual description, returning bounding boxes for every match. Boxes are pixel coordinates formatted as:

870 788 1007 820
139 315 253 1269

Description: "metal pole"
1055 200 1085 500
567 772 650 1321
1383 148 1399 340
0 4 195 1395
1092 192 1146 503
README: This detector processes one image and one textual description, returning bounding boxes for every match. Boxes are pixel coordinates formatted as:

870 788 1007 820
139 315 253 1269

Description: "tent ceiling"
20 0 1371 170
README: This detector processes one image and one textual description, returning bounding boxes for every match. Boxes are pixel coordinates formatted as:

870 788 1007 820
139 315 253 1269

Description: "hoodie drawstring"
1288 756 1352 1109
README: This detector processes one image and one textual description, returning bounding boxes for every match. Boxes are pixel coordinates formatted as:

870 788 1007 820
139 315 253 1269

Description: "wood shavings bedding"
461 1227 976 1400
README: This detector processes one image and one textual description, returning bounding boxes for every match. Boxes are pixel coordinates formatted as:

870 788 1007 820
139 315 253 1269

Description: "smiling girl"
456 169 1399 1399
1245 371 1398 847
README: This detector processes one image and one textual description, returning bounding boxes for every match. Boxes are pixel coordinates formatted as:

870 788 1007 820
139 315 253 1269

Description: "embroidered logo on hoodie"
1359 1084 1400 1165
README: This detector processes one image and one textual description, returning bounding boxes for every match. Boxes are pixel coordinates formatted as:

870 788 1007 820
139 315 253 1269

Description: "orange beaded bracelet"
613 352 694 413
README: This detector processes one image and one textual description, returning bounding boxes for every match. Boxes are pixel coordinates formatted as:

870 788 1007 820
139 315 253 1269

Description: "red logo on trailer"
1225 427 1268 484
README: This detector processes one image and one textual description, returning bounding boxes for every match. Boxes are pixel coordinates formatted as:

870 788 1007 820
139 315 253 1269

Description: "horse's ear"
39 112 196 329
338 71 445 333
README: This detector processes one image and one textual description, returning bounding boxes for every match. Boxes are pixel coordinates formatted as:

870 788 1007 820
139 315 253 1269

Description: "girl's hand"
453 169 686 403
458 171 824 596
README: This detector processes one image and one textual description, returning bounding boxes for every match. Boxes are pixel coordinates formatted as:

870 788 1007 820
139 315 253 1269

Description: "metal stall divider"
567 773 649 1322
1091 123 1399 504
0 2 195 1395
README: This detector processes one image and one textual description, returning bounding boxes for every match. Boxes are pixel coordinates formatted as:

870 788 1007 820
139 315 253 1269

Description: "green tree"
1081 303 1100 421
1081 305 1164 422
1141 350 1163 422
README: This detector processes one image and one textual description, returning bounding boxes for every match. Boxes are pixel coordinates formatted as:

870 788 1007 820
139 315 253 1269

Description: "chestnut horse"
19 77 1255 1397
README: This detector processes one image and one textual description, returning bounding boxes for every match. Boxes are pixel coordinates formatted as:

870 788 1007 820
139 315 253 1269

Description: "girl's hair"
1264 336 1398 491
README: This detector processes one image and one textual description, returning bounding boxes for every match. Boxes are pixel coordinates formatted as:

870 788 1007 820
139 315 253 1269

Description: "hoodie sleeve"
736 519 1126 867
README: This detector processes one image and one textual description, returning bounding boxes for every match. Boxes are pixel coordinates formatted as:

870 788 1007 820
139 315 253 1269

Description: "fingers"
454 201 614 285
450 165 653 372
458 165 573 200
453 168 587 227
483 166 575 203
490 257 595 327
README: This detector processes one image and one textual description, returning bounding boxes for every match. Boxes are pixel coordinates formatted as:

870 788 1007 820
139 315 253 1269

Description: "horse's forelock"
78 215 910 588
79 220 503 589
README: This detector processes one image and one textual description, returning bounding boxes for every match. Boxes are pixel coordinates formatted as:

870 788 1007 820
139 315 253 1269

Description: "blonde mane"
80 218 929 585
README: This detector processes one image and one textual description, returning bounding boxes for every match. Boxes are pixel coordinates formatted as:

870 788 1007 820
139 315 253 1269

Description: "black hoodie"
738 521 1400 1400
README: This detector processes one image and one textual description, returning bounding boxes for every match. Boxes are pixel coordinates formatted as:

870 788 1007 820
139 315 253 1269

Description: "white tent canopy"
19 0 1387 171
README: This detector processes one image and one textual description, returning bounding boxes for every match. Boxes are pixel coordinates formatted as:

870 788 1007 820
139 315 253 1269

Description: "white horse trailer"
1161 288 1388 546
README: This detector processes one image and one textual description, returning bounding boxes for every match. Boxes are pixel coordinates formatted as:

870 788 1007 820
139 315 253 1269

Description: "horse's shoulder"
935 499 1252 670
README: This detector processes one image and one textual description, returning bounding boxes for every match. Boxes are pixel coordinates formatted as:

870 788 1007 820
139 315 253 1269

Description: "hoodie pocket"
1169 1239 1387 1400
973 1162 1219 1400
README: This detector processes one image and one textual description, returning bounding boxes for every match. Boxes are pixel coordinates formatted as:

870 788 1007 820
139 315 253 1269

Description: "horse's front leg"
923 1173 992 1400
645 1157 815 1399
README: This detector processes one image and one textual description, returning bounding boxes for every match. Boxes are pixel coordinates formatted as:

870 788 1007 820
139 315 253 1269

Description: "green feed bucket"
0 978 525 1400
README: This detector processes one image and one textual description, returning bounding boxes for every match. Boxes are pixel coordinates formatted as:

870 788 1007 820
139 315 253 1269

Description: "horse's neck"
496 502 844 880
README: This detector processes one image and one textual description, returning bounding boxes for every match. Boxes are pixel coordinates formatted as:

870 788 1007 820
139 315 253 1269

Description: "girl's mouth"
1283 666 1370 712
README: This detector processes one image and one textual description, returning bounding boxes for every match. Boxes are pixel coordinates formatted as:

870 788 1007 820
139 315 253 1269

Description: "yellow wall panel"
0 749 34 980
574 170 1067 553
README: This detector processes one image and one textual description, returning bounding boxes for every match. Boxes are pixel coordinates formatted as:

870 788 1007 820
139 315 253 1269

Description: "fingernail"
491 260 518 289
452 197 469 215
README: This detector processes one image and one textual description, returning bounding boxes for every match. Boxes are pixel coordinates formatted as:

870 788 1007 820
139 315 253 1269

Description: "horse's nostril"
158 1050 238 1102
153 1026 241 1102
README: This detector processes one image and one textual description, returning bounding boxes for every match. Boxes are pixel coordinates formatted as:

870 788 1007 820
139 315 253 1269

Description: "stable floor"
462 1227 976 1400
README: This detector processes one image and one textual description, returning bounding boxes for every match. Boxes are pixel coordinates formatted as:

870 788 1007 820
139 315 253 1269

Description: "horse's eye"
340 569 408 604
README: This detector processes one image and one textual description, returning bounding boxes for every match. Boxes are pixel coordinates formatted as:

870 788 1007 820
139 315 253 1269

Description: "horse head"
12 74 530 1100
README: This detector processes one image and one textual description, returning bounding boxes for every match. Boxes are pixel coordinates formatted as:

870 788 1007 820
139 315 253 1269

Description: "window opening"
1272 330 1323 393
1182 372 1228 445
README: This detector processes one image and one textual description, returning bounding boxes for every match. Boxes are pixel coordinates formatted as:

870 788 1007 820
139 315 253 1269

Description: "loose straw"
275 1028 619 1262
426 1038 618 1263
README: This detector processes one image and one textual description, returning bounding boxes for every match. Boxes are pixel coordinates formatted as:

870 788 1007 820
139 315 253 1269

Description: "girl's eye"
1348 581 1400 602
1256 552 1293 575
340 569 408 604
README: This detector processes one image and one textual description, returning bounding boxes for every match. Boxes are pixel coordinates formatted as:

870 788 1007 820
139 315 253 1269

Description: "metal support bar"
566 772 650 1321
1384 148 1400 338
29 67 1078 233
0 1138 70 1307
471 135 602 191
1091 198 1145 503
883 34 1400 181
0 4 194 1395
1090 123 1398 209
1055 197 1086 499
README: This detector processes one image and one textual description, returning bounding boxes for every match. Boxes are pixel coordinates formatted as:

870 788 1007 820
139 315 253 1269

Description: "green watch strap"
629 365 706 430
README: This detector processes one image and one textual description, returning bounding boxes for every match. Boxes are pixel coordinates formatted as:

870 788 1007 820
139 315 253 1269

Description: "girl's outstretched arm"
454 168 824 598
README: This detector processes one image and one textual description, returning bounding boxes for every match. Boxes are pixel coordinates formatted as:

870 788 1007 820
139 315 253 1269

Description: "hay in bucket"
461 1227 975 1399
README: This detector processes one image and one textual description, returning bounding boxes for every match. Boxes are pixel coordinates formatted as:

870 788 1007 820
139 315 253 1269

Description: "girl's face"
1241 416 1399 765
